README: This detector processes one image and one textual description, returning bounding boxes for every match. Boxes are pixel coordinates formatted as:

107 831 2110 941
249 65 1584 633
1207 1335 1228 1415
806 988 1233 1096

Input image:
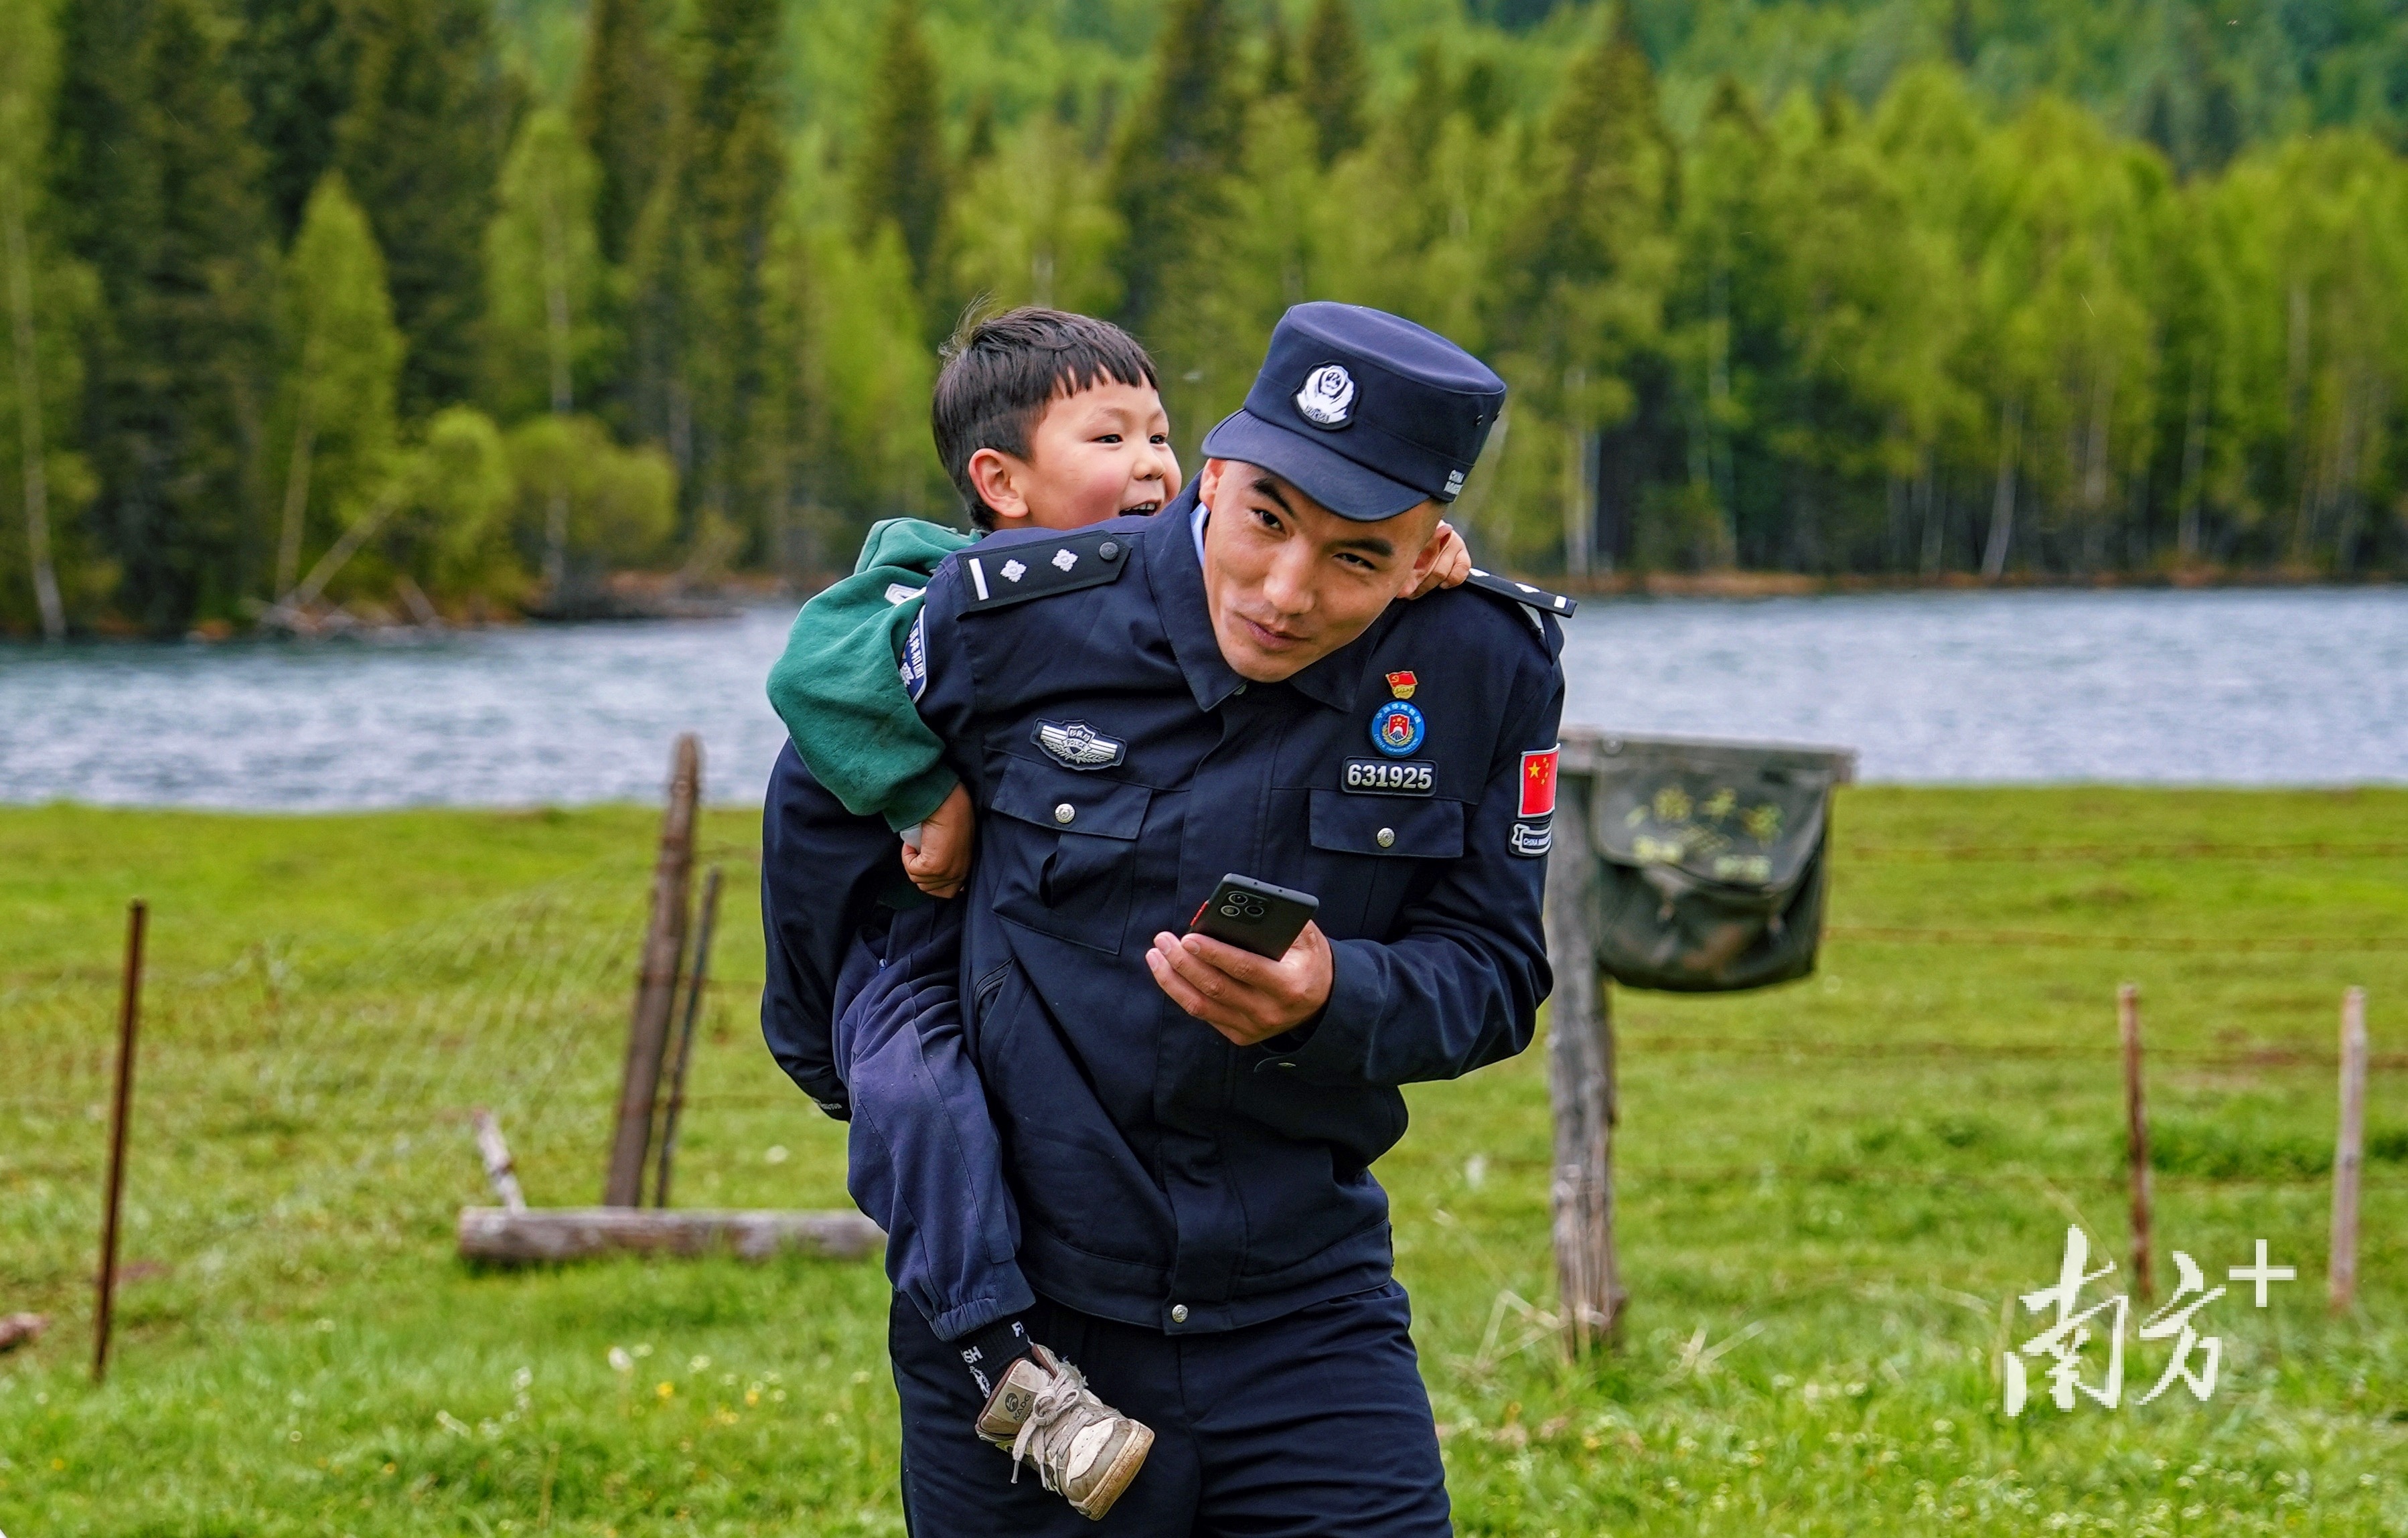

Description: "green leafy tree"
1300 0 1367 167
269 172 404 601
504 412 675 581
336 0 511 418
630 0 789 553
772 214 946 559
1 0 95 638
1260 3 1295 98
485 106 605 589
951 114 1126 319
1965 97 2166 576
484 107 604 427
230 0 353 244
2206 133 2408 571
1109 0 1248 339
1487 13 1677 574
386 403 516 599
852 0 949 313
573 0 672 270
569 0 670 441
52 0 274 633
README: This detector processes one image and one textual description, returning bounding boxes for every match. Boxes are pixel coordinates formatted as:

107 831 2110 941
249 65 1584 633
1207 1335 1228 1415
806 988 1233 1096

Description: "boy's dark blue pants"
890 1282 1452 1537
833 901 1035 1339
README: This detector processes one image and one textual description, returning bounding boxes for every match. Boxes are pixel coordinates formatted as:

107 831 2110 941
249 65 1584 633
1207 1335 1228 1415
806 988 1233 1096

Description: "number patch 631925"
1343 759 1435 796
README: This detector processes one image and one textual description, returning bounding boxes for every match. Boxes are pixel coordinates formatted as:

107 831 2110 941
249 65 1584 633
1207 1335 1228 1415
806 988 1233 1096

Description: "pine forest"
5 0 2408 637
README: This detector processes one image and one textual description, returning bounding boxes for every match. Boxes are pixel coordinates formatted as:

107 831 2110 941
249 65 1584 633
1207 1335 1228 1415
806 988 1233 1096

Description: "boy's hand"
1408 520 1473 599
901 783 974 899
1145 923 1333 1047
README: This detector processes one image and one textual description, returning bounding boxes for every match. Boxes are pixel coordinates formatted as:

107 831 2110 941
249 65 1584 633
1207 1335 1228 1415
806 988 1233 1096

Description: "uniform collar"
1150 483 1372 716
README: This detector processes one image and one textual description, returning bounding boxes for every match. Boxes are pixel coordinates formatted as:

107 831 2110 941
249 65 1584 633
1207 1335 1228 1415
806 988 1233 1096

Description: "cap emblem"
1294 363 1356 429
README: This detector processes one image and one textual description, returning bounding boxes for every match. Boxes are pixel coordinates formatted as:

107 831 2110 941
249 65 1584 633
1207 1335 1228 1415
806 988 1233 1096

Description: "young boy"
763 307 1469 1519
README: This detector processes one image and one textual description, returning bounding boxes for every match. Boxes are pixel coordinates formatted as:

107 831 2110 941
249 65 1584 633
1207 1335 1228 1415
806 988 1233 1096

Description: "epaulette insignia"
960 528 1132 611
1465 568 1578 617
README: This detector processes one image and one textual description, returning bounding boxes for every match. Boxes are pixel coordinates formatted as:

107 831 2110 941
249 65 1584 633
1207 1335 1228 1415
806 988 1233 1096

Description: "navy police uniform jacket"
763 483 1565 1335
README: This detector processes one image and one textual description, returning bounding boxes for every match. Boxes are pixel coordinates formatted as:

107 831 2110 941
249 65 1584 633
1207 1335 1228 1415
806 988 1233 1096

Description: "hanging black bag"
1575 735 1854 993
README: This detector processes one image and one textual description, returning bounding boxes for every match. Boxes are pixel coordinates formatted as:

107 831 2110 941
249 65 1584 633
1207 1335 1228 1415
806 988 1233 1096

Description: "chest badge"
1035 719 1127 771
1385 670 1417 700
1370 700 1426 757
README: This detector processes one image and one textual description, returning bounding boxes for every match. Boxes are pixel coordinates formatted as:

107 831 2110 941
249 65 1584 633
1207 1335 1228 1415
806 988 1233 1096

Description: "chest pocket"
990 755 1154 955
1307 790 1464 859
1306 789 1464 938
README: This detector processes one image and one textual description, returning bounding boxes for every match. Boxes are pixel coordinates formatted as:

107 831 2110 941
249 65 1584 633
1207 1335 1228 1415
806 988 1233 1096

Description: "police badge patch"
1034 720 1127 770
1369 699 1426 757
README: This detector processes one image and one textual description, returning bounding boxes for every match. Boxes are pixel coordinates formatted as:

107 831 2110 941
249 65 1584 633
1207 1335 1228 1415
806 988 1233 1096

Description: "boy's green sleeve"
766 517 974 832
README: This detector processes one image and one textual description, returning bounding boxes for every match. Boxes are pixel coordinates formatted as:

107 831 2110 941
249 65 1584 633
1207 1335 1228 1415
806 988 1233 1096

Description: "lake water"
1 587 2401 809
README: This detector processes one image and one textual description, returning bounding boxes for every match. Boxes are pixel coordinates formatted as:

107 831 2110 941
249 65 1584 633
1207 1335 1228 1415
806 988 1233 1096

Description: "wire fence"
1829 924 2408 953
1842 841 2408 863
5 831 2395 1323
2 864 656 1310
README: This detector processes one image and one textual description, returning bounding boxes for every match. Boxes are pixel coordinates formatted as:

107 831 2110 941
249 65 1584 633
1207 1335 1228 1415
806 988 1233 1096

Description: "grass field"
3 789 2405 1535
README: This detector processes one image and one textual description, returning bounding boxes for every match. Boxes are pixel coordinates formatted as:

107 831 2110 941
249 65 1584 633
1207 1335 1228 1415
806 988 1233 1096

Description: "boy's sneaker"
974 1343 1153 1521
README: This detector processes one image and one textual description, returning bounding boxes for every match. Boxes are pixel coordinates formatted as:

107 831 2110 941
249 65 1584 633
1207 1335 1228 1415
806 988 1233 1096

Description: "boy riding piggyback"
762 307 1469 1518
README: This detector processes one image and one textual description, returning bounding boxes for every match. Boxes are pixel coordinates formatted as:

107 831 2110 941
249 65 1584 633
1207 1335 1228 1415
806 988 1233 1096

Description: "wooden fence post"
604 735 702 1207
654 865 725 1209
1544 763 1623 1355
94 899 147 1384
2330 986 2367 1315
2119 982 2154 1303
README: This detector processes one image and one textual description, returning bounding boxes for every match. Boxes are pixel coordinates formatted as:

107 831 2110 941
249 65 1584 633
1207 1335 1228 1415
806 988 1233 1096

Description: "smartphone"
1187 874 1319 960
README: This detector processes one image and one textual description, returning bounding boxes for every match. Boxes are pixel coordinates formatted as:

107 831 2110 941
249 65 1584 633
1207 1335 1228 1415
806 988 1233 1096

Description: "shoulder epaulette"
1465 568 1578 618
958 528 1133 611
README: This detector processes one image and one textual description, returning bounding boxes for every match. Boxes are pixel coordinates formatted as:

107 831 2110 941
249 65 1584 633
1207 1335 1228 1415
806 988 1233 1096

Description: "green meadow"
2 789 2403 1535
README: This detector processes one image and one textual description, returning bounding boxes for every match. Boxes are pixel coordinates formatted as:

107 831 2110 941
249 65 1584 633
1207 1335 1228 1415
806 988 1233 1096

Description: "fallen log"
458 1207 883 1265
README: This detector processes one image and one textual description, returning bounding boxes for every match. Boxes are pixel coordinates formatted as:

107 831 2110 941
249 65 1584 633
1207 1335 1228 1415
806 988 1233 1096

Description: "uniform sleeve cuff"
881 765 960 834
1277 939 1383 1082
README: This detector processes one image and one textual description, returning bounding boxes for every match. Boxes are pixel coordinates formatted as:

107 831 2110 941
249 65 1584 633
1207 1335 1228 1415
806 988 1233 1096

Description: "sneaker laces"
1007 1356 1101 1490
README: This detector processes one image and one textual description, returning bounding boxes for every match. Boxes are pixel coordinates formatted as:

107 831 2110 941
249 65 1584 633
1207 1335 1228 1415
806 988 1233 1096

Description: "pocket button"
1054 803 1075 824
1377 827 1396 848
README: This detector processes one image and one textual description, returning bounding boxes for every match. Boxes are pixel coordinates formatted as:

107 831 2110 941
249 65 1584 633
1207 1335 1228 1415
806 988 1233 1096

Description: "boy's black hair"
933 306 1160 529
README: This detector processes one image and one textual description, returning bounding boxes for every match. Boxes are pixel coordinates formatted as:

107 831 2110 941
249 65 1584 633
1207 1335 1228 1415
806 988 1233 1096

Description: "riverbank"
7 587 2406 810
3 789 2402 1533
1560 566 2403 600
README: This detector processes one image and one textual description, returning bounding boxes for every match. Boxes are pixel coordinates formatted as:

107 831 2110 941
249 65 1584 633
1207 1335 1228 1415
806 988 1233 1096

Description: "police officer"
764 302 1568 1533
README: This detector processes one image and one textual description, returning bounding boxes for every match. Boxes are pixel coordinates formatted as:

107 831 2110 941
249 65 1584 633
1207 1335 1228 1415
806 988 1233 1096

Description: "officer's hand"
900 783 974 899
1146 923 1334 1047
1406 521 1472 599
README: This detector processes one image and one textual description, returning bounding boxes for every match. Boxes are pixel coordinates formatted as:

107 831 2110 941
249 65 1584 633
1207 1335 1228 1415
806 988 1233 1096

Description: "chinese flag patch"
1519 746 1560 818
1385 670 1418 700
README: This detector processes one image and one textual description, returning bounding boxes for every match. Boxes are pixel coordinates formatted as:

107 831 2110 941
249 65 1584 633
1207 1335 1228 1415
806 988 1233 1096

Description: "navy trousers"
889 1282 1452 1537
833 901 1035 1340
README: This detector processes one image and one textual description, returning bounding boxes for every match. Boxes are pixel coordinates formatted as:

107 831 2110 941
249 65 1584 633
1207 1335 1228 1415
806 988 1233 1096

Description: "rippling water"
1 588 2401 809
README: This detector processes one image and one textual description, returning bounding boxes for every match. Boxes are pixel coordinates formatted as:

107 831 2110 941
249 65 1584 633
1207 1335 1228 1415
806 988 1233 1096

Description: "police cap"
1200 302 1508 522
